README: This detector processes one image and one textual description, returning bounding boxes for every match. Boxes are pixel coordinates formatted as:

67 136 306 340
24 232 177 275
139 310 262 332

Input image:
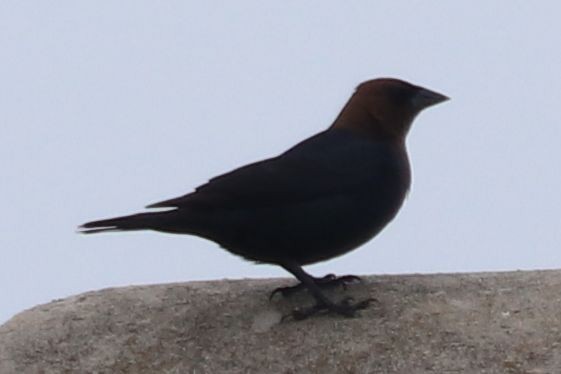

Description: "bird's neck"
330 99 409 145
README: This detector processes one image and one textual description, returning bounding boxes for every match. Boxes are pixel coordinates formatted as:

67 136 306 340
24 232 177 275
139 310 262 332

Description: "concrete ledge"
1 270 561 373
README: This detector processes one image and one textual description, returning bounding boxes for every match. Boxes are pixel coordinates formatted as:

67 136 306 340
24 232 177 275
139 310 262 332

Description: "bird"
79 78 448 319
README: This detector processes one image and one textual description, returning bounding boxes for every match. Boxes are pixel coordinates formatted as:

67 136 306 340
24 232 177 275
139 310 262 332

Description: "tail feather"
79 227 121 234
79 212 169 234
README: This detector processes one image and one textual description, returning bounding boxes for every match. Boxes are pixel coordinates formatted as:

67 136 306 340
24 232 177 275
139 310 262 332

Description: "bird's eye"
388 87 413 106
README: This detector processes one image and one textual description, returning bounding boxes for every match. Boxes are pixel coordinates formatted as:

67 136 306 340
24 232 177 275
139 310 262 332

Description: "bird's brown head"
331 78 448 142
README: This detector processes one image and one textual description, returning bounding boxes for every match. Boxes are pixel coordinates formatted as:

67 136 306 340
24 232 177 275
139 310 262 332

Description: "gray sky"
2 2 560 324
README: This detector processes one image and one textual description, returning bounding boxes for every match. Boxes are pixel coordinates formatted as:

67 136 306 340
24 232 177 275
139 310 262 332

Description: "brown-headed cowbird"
80 78 448 319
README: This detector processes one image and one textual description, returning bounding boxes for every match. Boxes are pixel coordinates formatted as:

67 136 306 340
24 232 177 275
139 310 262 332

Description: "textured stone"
1 270 561 373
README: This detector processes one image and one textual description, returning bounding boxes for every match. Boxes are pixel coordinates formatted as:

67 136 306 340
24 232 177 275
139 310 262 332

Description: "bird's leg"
269 273 362 300
279 263 372 320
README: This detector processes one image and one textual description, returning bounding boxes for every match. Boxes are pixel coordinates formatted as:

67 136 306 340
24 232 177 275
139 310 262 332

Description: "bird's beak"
412 87 449 110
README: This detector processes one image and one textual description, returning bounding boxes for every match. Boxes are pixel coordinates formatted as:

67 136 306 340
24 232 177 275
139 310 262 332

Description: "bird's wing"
147 130 386 210
147 156 353 209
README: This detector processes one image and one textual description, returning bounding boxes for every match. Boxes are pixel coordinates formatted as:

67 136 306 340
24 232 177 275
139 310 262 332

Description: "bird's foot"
284 297 375 321
270 274 362 300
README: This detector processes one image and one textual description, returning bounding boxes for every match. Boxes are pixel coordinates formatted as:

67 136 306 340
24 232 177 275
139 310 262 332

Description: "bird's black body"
82 129 410 266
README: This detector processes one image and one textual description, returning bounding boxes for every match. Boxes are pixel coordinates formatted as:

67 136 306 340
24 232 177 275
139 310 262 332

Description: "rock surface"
1 270 561 373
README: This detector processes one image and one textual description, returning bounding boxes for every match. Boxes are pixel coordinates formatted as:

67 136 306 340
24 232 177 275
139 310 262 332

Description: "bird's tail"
78 211 176 234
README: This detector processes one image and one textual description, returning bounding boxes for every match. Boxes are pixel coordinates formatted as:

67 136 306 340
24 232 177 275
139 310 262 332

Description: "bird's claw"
282 297 376 321
329 275 363 290
269 284 302 300
270 274 362 300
